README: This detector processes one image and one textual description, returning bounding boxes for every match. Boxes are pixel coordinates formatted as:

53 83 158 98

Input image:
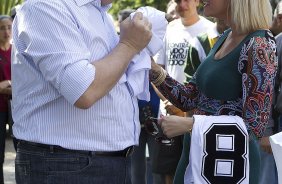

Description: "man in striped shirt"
11 0 152 183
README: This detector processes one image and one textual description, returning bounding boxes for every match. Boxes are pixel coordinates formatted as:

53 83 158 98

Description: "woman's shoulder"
247 29 274 40
238 29 276 70
241 29 275 50
246 29 275 42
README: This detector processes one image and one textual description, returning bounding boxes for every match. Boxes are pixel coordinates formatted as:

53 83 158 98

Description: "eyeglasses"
144 117 174 146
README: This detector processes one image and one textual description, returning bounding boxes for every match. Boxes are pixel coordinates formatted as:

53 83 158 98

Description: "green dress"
156 29 278 184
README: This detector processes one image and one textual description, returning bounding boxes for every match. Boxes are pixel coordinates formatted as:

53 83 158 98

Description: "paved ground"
3 138 16 184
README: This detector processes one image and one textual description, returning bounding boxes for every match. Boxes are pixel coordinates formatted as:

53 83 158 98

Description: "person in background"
117 8 135 34
0 81 11 95
0 15 12 184
116 8 160 184
270 0 282 36
12 0 152 183
10 5 19 20
258 2 282 183
150 0 277 183
153 0 218 183
274 34 282 132
166 0 179 22
8 6 20 152
270 0 281 14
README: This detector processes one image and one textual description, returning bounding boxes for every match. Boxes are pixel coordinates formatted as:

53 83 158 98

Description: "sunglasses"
144 117 174 146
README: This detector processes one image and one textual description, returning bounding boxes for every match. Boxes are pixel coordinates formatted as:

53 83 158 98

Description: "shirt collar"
74 0 96 6
74 0 112 11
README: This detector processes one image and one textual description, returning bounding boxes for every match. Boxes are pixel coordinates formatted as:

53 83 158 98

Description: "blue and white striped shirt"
11 0 140 151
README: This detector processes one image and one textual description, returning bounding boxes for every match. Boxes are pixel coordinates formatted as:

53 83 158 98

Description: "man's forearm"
74 42 138 109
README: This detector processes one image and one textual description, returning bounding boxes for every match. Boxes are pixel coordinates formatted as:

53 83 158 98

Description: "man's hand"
119 12 152 53
75 13 152 109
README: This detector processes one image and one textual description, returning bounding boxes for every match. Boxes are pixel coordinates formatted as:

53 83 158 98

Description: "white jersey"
185 115 249 184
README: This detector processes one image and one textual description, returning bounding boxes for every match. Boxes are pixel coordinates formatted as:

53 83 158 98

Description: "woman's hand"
150 57 162 73
0 80 12 95
0 80 11 89
259 136 272 154
159 115 193 138
164 100 184 116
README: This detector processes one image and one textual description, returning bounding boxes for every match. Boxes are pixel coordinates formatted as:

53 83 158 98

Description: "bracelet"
7 80 11 86
152 68 165 86
152 68 167 86
163 99 169 105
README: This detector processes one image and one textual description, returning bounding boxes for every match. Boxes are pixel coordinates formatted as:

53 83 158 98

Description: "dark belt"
18 140 134 157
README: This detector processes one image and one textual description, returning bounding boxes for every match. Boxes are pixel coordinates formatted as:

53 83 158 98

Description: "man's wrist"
119 41 139 55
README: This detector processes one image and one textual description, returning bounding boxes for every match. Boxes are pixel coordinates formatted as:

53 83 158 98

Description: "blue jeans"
131 128 159 184
15 141 132 184
259 149 278 184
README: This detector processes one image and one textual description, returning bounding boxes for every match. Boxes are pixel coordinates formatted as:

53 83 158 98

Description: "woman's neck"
0 42 11 51
226 22 246 37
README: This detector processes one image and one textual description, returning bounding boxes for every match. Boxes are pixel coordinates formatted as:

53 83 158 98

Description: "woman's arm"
151 82 185 116
242 32 278 138
150 59 199 112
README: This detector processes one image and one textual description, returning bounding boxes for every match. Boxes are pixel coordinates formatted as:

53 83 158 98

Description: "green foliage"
0 0 24 15
110 0 170 20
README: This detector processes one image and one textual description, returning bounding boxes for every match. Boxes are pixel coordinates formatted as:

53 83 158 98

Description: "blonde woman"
150 0 277 183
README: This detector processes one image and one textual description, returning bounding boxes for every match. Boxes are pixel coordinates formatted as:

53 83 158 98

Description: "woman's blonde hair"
230 0 272 34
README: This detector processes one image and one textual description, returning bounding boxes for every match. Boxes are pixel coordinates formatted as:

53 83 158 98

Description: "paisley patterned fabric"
153 30 278 138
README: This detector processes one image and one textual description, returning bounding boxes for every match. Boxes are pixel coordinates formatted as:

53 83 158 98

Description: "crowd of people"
0 0 282 184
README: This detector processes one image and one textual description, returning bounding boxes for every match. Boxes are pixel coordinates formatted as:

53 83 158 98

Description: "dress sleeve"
241 31 278 138
152 74 199 112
